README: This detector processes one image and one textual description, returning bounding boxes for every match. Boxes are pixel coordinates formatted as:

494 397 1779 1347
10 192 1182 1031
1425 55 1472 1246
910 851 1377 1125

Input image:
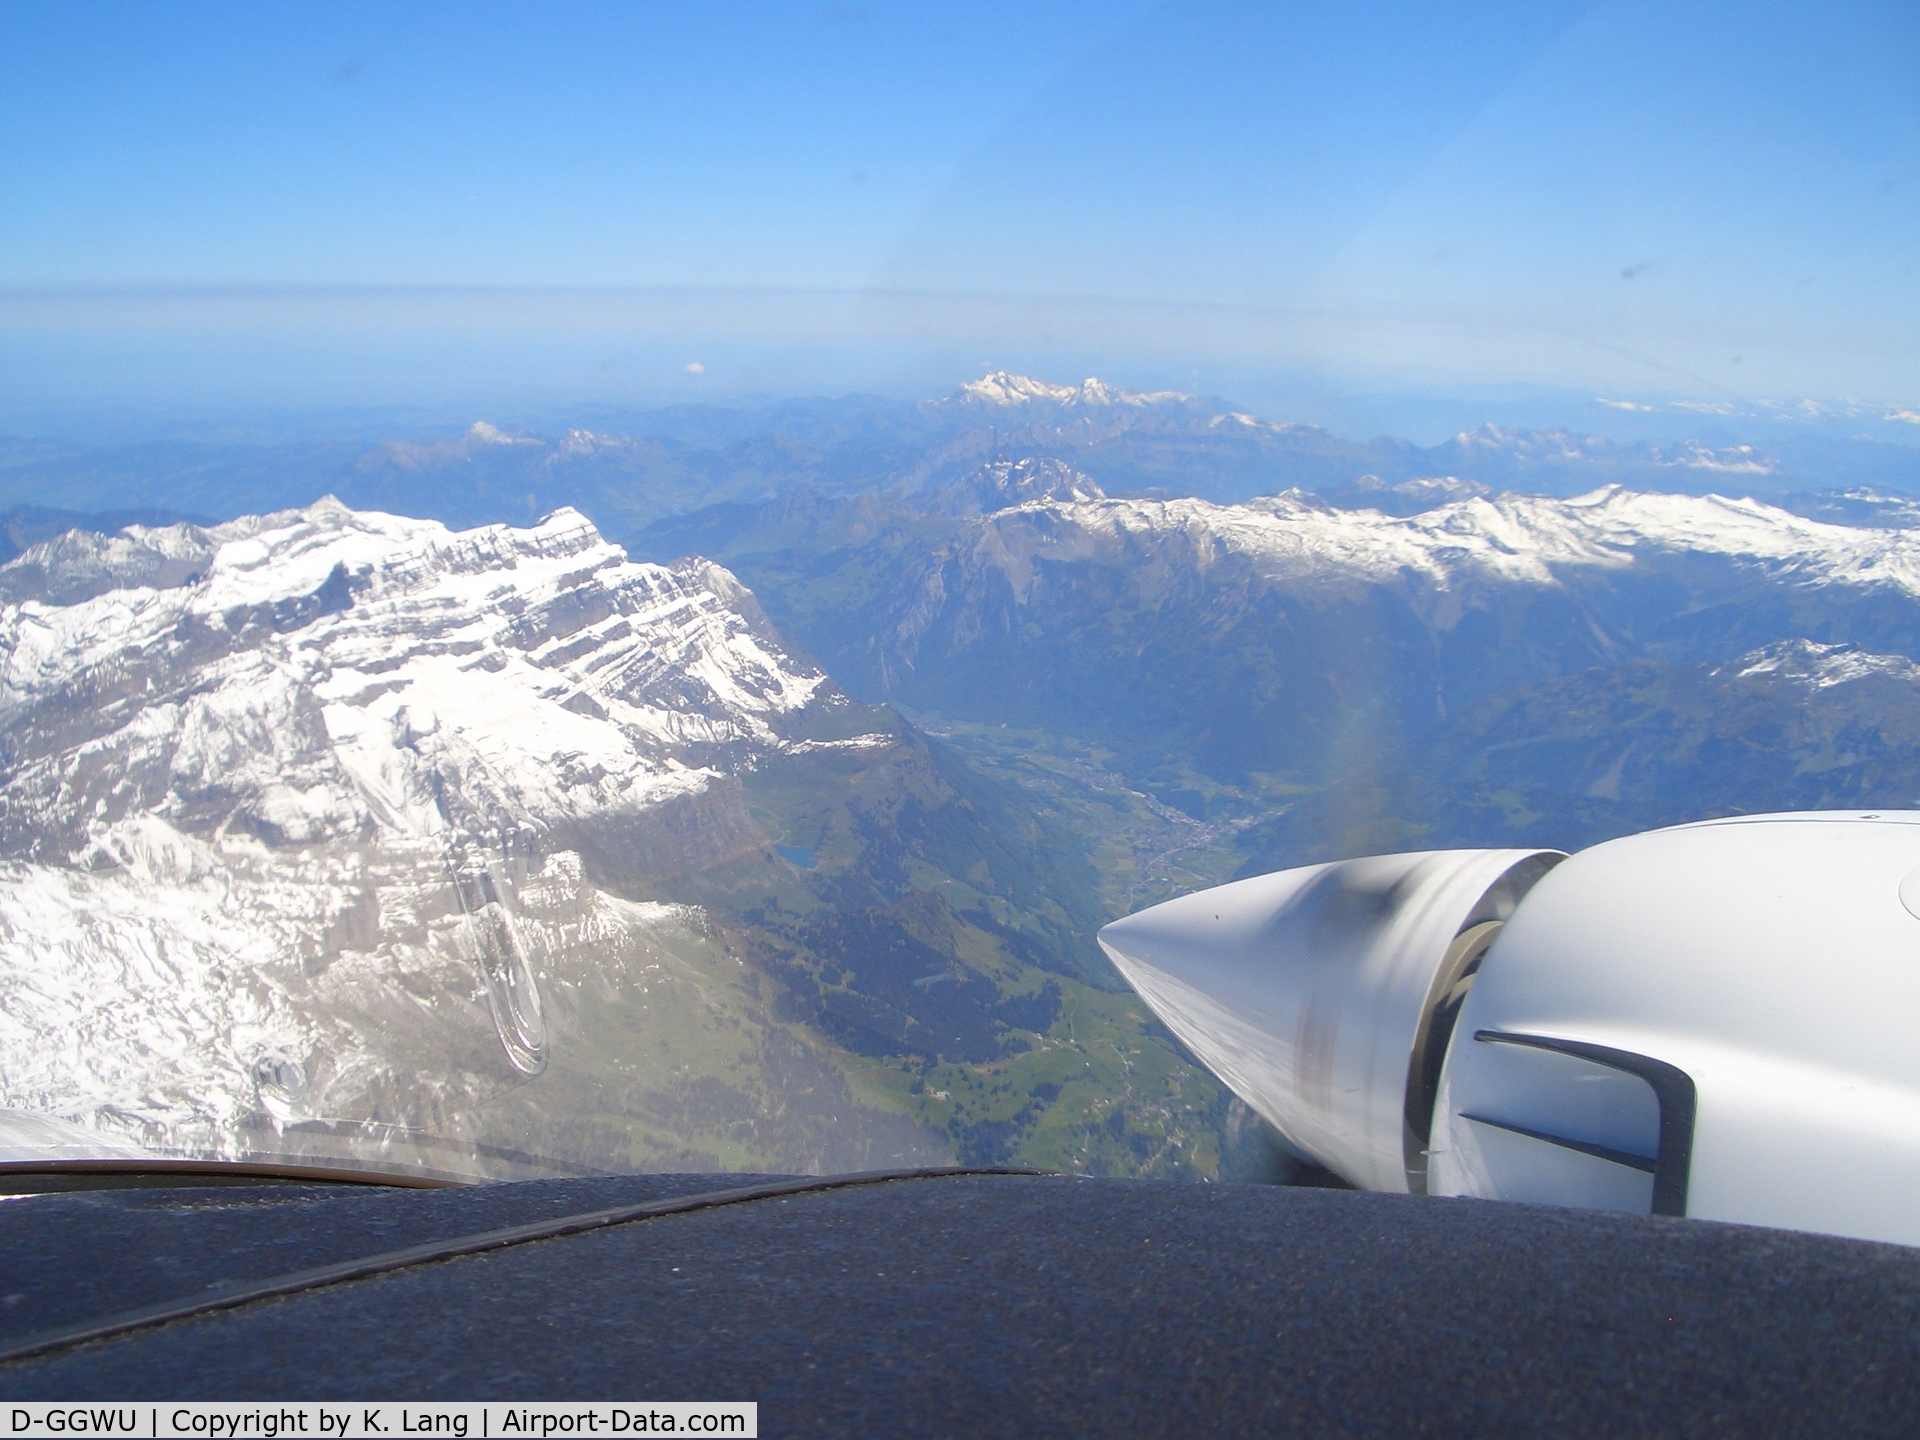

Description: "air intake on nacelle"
1098 849 1562 1193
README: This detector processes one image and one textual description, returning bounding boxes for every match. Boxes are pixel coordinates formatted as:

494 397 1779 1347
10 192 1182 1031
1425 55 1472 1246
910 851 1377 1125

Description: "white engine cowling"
1097 848 1563 1193
1101 812 1920 1248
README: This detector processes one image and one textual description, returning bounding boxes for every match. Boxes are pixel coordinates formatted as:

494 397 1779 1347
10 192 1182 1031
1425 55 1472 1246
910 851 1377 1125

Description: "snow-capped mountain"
0 499 833 861
655 476 1920 862
947 371 1196 411
871 484 1920 674
0 501 943 1175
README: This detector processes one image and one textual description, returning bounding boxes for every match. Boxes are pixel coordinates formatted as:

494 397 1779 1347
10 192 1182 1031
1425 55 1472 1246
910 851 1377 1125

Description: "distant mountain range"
3 372 1915 541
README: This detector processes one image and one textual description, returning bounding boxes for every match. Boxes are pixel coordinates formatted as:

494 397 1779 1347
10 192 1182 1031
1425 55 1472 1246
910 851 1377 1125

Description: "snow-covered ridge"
1725 640 1920 690
1011 485 1920 599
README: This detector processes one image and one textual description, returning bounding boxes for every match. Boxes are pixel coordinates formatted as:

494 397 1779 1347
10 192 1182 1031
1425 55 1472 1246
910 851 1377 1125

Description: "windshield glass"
0 0 1913 1185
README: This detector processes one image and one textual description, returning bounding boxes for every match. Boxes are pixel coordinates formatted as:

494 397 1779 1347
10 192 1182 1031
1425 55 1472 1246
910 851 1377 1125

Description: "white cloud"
683 361 705 374
1595 398 1653 411
1887 408 1920 425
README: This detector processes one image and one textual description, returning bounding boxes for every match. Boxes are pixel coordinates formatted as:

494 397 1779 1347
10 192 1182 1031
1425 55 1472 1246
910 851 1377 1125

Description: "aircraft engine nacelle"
1098 812 1920 1248
1097 846 1564 1195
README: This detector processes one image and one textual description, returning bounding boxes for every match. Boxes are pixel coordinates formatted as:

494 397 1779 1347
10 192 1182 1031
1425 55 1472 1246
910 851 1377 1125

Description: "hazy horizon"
4 283 1919 454
5 0 1916 437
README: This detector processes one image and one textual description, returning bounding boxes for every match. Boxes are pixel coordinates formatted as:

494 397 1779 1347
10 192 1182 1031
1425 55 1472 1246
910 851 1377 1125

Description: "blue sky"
1 0 1915 419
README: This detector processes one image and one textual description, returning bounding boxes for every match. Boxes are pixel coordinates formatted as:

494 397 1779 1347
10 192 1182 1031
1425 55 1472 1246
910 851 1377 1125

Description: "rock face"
0 500 946 1174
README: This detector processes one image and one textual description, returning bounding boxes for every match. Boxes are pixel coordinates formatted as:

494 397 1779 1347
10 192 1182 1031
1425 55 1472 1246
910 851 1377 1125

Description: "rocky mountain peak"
923 456 1108 516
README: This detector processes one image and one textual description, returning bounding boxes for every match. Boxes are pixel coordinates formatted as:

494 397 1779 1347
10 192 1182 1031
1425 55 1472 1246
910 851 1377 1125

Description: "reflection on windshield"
0 0 1912 1197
